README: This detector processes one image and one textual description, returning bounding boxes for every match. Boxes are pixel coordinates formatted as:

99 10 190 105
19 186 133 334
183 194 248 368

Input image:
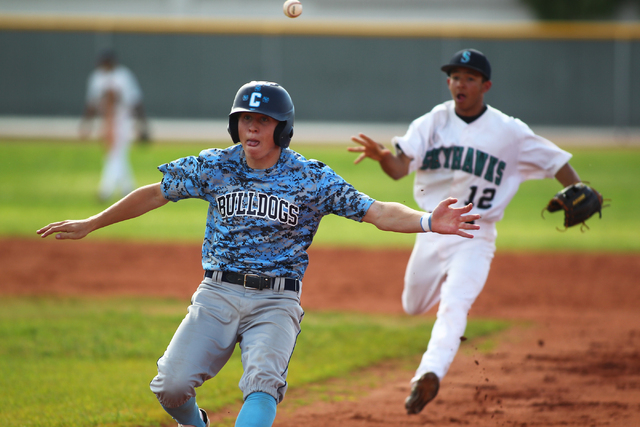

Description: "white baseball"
283 0 302 18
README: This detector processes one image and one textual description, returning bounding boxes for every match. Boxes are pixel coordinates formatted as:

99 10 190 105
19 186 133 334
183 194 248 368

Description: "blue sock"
161 396 205 427
235 392 277 427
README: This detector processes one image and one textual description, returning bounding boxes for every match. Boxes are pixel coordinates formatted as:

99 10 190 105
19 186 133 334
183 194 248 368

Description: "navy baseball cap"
441 49 491 81
97 48 117 64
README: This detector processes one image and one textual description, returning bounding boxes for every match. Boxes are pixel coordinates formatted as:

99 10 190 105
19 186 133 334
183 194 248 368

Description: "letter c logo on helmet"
227 81 295 149
249 92 262 107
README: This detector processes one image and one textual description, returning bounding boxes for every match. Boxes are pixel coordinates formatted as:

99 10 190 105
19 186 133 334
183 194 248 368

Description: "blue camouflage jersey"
159 145 375 280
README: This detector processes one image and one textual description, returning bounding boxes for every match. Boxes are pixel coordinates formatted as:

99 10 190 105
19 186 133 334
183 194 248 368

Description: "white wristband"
420 213 432 232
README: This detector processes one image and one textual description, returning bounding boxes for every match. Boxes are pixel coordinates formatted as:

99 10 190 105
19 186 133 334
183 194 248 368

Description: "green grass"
1 139 632 426
1 139 637 251
497 147 638 251
0 297 508 427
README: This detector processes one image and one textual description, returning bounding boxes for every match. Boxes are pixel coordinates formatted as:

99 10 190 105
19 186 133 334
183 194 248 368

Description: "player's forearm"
555 163 581 187
81 104 97 121
134 103 148 121
79 105 97 138
363 201 424 233
37 184 168 240
379 152 409 180
363 199 480 238
89 183 168 231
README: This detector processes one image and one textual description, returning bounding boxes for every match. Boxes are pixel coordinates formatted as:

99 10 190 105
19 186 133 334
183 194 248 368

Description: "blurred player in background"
349 48 582 416
80 48 150 202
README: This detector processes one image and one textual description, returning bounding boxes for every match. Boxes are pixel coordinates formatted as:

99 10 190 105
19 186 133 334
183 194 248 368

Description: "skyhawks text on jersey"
420 145 505 186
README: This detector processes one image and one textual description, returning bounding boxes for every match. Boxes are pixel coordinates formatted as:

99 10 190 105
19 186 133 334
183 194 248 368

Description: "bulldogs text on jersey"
216 191 299 226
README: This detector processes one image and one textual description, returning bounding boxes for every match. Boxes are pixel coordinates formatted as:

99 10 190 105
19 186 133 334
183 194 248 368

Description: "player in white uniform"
38 81 481 427
349 49 583 415
80 49 149 202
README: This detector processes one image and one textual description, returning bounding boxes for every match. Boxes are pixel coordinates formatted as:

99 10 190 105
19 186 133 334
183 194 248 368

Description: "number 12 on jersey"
465 186 495 209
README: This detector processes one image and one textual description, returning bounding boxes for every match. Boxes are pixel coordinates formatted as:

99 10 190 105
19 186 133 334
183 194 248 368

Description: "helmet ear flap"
274 121 294 148
228 113 240 143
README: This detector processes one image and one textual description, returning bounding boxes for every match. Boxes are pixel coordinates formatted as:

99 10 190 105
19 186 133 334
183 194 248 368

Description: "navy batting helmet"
228 81 295 148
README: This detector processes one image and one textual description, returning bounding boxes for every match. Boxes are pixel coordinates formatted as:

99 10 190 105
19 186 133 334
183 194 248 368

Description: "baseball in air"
283 0 302 18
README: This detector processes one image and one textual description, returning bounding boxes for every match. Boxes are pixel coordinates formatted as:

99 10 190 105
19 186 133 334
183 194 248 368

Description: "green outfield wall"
1 15 639 128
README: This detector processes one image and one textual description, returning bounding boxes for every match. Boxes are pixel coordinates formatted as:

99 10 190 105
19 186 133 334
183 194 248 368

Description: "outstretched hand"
431 198 481 238
348 133 390 164
37 219 93 240
36 184 168 242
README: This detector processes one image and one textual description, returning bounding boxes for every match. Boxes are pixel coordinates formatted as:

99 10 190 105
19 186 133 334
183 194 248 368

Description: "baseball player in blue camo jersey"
38 81 481 427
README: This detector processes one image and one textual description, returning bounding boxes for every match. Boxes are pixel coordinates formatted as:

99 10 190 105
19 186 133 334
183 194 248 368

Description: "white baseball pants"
402 226 496 382
98 114 135 200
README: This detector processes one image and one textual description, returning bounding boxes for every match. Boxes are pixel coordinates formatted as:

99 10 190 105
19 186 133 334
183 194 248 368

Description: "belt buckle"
243 274 263 290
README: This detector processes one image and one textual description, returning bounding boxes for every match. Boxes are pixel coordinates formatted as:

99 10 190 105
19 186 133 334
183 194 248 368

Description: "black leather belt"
204 270 300 292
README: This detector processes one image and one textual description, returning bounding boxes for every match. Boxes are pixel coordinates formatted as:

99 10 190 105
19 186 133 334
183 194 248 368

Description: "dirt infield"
3 238 640 426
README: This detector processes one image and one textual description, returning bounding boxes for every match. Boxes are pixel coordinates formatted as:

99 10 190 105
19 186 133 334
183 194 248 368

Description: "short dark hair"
97 48 117 65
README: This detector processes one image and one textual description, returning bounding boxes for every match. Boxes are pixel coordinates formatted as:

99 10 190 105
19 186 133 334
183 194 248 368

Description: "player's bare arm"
79 104 98 139
102 89 118 149
134 102 151 141
554 163 581 187
363 198 480 238
37 183 168 240
349 133 411 180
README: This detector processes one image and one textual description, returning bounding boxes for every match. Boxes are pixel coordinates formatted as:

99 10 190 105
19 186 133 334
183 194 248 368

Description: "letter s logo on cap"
461 51 471 63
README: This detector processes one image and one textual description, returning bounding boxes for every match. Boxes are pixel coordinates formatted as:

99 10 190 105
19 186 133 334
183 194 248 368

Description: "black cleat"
405 372 440 415
177 408 209 427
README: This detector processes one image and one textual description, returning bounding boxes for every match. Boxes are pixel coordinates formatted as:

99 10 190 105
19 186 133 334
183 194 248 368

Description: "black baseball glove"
542 183 604 230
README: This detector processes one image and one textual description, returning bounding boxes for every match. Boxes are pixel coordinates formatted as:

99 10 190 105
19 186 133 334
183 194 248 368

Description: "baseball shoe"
405 372 440 415
178 408 210 427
